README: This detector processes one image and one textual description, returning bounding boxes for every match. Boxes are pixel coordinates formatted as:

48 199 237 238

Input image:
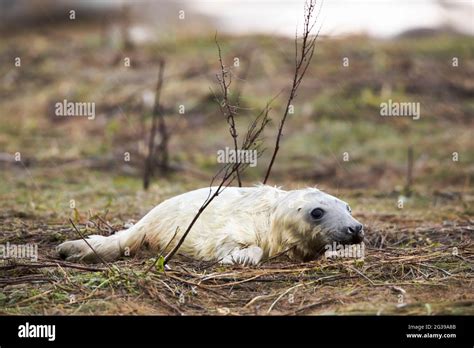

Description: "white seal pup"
57 185 364 265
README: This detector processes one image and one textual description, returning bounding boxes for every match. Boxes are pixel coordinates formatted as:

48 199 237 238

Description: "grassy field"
0 21 472 315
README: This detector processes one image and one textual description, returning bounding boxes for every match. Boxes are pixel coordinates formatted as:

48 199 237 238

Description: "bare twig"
215 33 242 186
284 298 338 315
143 58 166 190
347 265 375 286
163 102 272 265
162 36 276 265
145 227 179 274
260 245 295 265
263 0 321 184
0 261 106 272
69 219 112 269
267 275 338 313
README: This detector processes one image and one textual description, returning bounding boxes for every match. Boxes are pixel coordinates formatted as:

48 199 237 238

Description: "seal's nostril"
347 226 356 235
347 224 364 239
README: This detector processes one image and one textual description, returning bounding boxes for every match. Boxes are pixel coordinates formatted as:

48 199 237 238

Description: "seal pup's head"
274 188 364 261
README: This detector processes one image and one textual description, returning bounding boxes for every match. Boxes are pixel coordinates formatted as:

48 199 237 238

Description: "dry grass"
1 203 472 315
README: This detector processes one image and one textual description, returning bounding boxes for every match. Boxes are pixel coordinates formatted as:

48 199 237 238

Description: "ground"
0 21 473 315
1 177 472 315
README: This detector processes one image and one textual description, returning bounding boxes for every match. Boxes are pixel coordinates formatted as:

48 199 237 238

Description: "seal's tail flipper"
57 224 144 263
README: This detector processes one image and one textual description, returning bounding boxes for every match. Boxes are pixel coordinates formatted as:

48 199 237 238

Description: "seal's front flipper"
221 245 263 266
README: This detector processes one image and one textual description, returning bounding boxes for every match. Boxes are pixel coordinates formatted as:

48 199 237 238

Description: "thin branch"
263 0 321 184
145 227 179 275
215 33 242 187
163 100 273 265
69 219 112 269
143 58 166 190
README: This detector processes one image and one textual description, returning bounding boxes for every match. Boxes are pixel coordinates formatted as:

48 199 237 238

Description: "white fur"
57 185 363 264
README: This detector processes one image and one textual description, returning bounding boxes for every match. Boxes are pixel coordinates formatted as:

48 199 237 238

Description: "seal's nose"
347 223 364 243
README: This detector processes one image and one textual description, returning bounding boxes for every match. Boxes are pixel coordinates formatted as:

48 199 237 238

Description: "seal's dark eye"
310 208 325 219
347 205 352 214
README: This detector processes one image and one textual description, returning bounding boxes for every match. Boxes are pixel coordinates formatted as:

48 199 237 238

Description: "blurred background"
0 0 472 219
